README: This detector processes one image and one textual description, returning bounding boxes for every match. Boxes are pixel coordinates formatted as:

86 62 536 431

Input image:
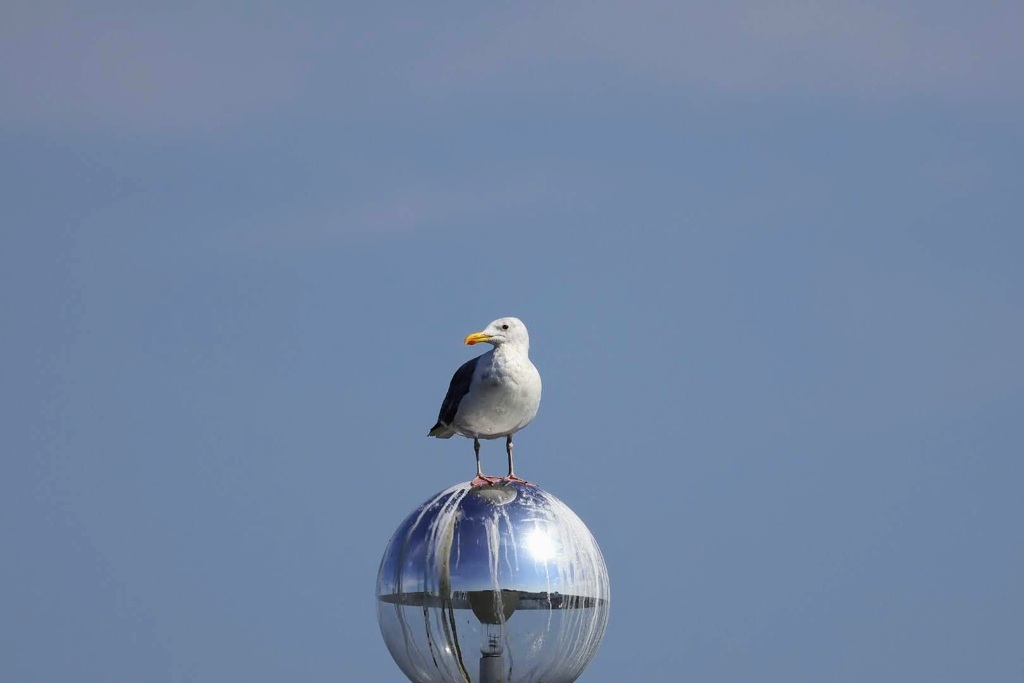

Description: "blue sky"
2 2 1023 681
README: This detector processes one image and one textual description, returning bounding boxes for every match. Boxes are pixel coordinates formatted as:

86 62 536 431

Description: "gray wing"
427 356 479 437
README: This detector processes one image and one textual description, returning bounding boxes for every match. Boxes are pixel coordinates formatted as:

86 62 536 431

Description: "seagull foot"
500 474 535 486
470 475 504 487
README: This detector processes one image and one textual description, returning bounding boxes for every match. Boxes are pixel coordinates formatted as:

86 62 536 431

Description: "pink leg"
501 436 536 486
470 438 503 487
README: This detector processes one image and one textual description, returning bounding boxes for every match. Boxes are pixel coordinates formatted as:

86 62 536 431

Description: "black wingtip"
428 422 455 438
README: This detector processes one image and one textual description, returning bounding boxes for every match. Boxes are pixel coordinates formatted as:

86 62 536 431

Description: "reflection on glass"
524 527 557 562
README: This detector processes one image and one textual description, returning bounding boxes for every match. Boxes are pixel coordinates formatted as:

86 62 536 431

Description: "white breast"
453 351 542 439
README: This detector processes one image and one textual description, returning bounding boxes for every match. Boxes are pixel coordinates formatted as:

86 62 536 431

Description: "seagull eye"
501 324 509 330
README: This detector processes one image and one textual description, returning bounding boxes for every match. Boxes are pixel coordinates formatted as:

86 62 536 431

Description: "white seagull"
428 317 542 486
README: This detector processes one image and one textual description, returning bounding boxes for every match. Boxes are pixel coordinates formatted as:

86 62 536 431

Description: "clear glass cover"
377 482 610 683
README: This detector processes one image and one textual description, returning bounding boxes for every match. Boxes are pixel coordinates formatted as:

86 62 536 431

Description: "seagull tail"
427 422 456 439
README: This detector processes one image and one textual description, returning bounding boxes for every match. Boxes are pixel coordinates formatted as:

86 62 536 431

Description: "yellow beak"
464 332 492 345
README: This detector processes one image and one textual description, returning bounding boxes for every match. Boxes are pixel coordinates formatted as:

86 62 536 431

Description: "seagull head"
465 317 530 348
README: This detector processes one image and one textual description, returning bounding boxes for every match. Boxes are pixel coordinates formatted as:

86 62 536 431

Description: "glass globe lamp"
377 481 610 683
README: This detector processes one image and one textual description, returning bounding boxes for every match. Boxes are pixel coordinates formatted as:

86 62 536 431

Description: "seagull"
428 317 542 487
